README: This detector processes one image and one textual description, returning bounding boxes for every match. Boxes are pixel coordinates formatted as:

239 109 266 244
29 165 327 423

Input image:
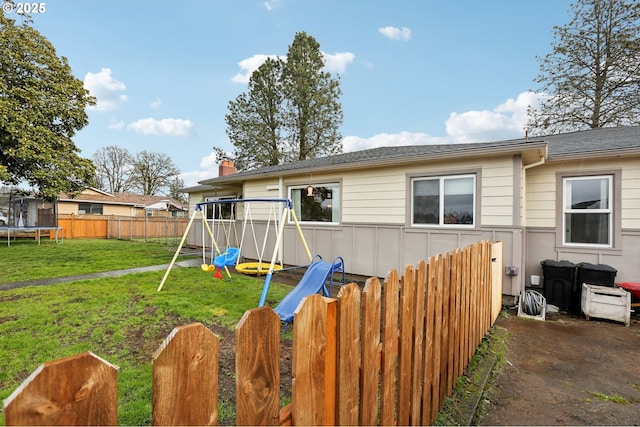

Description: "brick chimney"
219 160 237 177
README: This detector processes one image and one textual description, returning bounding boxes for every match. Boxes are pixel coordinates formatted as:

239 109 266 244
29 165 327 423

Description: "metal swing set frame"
157 198 313 307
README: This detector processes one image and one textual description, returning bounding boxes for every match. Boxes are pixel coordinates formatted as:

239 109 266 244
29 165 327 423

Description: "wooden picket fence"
56 214 188 242
3 240 502 426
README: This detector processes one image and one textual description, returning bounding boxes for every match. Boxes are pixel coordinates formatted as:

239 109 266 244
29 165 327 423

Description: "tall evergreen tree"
528 0 640 135
225 58 285 171
224 32 343 171
282 31 343 161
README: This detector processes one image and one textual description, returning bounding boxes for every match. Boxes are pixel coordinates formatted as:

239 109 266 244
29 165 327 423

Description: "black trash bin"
541 259 578 312
576 262 617 311
576 262 617 287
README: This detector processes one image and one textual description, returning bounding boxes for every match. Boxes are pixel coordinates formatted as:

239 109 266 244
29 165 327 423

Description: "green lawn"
0 239 292 425
0 238 182 283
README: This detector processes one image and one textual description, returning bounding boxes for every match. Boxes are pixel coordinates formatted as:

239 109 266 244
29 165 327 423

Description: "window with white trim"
412 174 475 226
290 183 340 223
563 175 612 246
205 196 235 220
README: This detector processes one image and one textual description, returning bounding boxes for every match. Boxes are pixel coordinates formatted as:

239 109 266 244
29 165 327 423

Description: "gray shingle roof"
200 126 640 185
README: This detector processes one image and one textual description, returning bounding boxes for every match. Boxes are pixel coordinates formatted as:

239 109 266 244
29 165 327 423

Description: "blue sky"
23 0 572 188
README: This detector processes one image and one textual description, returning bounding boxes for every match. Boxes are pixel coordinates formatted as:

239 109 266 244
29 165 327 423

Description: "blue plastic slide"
273 255 345 324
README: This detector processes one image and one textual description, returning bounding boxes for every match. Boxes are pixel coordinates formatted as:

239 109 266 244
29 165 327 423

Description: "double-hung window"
290 183 340 224
412 174 475 227
563 176 612 247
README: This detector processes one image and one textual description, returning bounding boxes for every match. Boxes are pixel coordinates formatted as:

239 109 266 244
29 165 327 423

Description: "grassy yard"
0 239 182 283
0 239 292 425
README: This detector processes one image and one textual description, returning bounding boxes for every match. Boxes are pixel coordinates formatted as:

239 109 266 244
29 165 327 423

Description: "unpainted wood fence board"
359 277 382 426
152 322 219 426
4 351 118 426
336 283 362 425
410 261 426 425
235 307 281 426
380 269 400 426
292 294 337 426
397 264 415 426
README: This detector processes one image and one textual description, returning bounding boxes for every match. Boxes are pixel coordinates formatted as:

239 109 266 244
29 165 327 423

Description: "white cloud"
378 26 412 42
341 92 545 152
262 0 282 10
107 118 124 130
84 68 127 111
231 54 281 84
179 151 229 187
199 151 220 169
232 51 355 84
445 91 544 143
343 131 448 152
150 98 162 109
127 118 194 137
322 51 355 74
180 170 217 188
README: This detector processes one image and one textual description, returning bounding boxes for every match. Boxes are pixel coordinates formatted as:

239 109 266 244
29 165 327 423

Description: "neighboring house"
185 127 640 297
58 188 187 217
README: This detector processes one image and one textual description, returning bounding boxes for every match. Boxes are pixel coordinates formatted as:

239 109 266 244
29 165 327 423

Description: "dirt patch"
479 311 640 426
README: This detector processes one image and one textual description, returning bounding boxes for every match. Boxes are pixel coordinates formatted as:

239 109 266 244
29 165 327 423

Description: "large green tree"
528 0 640 135
0 12 96 200
224 32 343 171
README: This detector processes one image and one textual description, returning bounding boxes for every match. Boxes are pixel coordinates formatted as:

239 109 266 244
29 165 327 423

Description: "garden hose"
522 290 545 316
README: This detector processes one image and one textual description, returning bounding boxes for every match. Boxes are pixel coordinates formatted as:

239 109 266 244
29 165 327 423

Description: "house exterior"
58 188 187 217
185 126 640 297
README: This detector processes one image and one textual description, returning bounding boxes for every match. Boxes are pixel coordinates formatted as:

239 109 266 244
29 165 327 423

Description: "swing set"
157 198 314 307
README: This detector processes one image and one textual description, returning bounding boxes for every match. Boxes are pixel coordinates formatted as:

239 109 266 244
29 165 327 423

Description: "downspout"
278 177 284 263
518 149 547 297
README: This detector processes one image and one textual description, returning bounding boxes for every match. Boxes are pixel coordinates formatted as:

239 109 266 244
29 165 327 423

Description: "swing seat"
201 263 215 272
236 262 283 276
214 247 240 268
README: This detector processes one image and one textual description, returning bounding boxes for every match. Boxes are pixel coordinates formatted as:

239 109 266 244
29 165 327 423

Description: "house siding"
186 155 524 295
524 156 640 286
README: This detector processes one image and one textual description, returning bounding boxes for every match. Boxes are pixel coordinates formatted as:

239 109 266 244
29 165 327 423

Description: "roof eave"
199 142 548 185
548 147 640 162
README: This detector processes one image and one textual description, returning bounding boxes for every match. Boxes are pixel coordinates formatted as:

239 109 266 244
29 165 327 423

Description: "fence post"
3 352 118 426
152 323 219 426
235 307 281 426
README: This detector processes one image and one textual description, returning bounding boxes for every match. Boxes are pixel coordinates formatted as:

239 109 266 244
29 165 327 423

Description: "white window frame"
562 175 613 248
411 174 476 228
204 196 236 221
288 183 340 225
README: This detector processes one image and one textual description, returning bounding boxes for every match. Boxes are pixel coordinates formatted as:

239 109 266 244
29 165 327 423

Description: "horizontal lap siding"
526 158 640 229
342 169 406 224
480 160 514 226
622 164 640 229
526 168 557 227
